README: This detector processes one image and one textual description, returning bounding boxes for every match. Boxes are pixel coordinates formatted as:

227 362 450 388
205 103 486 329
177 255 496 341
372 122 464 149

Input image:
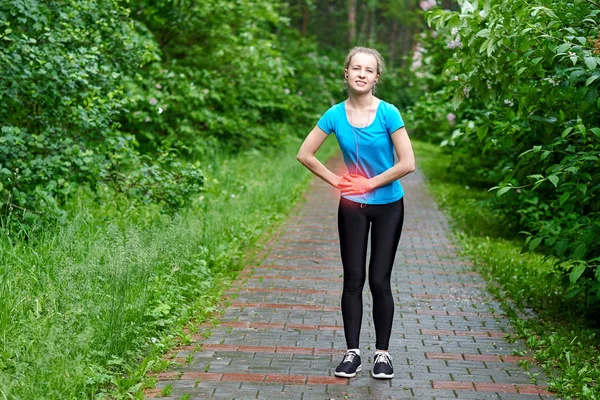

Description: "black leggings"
337 197 404 351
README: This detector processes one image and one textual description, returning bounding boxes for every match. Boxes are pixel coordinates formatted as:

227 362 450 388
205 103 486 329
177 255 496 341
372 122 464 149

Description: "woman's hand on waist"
339 173 373 195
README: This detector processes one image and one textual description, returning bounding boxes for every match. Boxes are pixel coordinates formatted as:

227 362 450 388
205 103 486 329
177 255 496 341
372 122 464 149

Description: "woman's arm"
297 126 343 188
370 126 415 188
339 127 415 195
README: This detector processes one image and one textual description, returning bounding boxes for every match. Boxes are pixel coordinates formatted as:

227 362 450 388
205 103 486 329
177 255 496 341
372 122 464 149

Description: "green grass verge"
0 135 339 399
413 140 600 399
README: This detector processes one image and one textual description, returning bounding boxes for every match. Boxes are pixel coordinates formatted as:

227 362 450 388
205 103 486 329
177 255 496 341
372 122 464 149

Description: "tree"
348 0 357 43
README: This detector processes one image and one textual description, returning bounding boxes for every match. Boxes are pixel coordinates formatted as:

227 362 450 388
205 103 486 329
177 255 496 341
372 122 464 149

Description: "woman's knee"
344 273 366 293
369 276 391 296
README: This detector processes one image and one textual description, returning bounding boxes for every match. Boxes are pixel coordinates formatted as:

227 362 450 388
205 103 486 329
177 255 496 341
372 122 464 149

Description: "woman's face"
345 52 379 94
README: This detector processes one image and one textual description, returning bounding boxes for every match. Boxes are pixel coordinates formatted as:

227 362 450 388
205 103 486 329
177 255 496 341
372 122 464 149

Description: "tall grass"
413 140 600 399
0 136 339 399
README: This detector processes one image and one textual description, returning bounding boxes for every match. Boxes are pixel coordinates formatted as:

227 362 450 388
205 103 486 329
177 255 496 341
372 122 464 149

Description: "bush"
411 0 600 309
120 0 344 154
0 1 204 225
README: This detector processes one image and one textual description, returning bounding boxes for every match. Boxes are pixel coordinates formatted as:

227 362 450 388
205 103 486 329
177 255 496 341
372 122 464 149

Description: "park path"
145 157 557 399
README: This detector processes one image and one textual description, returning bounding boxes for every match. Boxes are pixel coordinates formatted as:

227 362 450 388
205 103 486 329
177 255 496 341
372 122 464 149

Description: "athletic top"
317 100 405 205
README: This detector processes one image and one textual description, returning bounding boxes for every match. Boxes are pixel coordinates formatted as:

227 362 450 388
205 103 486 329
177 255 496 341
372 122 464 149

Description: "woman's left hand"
338 173 373 196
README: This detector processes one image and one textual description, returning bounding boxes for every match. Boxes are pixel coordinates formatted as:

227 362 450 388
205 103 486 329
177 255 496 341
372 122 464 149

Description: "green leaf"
479 38 490 54
555 43 571 53
585 75 599 87
476 125 488 140
569 263 587 283
584 57 598 70
548 175 559 187
497 186 512 196
529 237 543 251
559 191 570 205
561 127 573 138
531 57 543 65
574 243 587 260
487 39 496 57
565 286 584 298
475 29 490 38
461 0 475 13
589 128 600 138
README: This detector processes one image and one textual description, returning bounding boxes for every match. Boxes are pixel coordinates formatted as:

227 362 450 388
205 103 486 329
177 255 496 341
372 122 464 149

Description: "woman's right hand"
333 175 345 189
338 173 373 195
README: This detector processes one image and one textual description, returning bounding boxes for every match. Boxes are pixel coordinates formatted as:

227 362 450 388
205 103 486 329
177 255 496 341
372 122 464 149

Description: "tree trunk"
399 0 417 68
348 0 356 44
301 3 308 36
388 21 399 67
365 3 371 44
399 25 416 68
442 0 454 9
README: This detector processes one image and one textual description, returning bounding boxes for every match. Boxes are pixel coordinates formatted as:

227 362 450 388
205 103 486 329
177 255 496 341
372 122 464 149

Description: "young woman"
297 47 415 379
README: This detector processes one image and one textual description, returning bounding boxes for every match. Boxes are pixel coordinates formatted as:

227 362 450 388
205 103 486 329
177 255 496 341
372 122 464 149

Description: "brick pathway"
146 157 557 399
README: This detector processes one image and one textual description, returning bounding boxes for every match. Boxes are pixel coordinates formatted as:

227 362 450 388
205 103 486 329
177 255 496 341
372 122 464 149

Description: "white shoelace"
375 352 392 366
343 352 357 363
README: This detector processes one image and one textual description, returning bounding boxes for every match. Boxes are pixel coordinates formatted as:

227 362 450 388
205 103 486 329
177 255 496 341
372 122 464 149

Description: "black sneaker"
372 352 394 379
334 351 362 378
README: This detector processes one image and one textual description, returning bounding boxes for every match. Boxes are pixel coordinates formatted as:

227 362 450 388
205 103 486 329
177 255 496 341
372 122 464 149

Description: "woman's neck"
347 93 376 110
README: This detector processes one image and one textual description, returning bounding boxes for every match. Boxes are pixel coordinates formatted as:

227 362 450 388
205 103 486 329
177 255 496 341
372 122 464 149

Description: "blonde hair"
344 47 385 77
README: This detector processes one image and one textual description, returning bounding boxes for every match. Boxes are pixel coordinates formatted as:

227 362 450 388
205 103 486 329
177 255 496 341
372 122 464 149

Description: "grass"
0 134 339 399
413 140 600 399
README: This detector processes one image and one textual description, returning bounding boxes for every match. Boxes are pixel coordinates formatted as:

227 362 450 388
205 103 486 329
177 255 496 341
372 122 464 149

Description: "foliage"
410 0 600 308
414 139 600 399
122 0 293 152
0 0 348 226
0 1 204 224
118 0 345 155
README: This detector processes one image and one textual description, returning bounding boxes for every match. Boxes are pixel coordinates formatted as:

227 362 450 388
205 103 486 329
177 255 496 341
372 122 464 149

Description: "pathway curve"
146 157 557 399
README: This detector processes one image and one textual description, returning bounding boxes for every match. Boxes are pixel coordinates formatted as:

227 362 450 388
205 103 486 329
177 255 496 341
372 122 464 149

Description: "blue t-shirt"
317 100 405 205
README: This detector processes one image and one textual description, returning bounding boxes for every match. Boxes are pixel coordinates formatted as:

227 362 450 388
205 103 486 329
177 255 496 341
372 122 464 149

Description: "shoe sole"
371 371 394 379
333 365 362 378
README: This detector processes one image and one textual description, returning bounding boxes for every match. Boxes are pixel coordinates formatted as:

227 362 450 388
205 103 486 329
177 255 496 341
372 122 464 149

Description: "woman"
297 47 415 379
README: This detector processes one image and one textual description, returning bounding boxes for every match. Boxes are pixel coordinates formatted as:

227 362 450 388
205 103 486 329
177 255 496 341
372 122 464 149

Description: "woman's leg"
337 197 370 349
368 198 404 351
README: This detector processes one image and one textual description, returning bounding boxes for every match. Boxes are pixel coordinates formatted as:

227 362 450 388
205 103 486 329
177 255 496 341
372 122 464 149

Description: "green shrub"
414 139 600 399
411 0 600 308
0 1 203 225
120 0 343 154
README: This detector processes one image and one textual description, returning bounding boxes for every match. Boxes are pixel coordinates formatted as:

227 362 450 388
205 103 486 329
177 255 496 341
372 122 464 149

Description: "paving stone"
144 158 558 400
